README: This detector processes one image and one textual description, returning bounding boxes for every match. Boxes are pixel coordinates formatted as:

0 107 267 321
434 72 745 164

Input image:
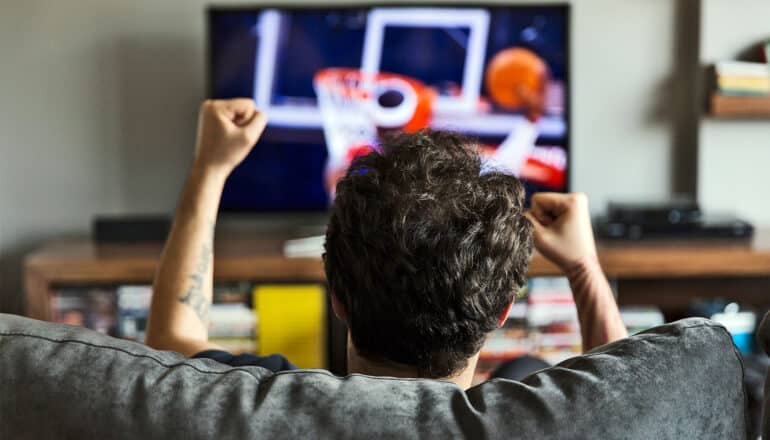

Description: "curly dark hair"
324 130 533 378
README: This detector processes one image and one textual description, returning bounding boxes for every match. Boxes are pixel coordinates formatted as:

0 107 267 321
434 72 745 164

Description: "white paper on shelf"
283 235 326 258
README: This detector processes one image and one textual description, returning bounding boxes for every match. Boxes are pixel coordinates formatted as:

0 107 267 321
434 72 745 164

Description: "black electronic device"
93 216 171 244
606 200 702 226
596 201 754 240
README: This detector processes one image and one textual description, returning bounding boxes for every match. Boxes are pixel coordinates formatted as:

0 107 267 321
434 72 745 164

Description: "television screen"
209 5 569 211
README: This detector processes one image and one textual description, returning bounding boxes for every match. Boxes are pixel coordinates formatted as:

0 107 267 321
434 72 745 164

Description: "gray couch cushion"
0 313 747 439
757 312 770 438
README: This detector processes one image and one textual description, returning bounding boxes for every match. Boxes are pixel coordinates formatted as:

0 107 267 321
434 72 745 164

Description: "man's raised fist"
193 98 267 175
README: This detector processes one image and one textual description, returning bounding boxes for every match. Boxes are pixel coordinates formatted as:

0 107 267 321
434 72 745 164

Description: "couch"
0 313 749 439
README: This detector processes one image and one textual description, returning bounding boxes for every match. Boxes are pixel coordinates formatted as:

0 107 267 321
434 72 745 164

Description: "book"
525 277 582 364
715 61 769 78
51 288 117 335
476 276 582 384
209 303 256 338
253 284 326 369
51 293 88 327
717 75 770 95
214 282 253 304
116 285 153 342
526 277 578 327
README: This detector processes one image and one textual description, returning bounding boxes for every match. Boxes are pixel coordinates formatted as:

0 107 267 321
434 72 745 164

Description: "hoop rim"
313 67 427 91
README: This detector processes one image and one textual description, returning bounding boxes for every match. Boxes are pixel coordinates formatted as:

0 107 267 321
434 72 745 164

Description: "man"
146 99 627 389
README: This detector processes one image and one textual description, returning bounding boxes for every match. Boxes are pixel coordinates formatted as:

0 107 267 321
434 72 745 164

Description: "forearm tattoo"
178 224 214 323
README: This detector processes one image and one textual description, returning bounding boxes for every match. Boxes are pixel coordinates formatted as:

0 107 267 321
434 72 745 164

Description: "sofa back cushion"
0 313 747 439
757 312 770 439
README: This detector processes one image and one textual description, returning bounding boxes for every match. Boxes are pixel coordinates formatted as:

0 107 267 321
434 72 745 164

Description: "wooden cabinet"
26 231 770 318
24 230 770 373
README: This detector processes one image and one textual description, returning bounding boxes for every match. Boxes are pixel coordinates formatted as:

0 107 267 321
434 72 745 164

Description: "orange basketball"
485 47 547 109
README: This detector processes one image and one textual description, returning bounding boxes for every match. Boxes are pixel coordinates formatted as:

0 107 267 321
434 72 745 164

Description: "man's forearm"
146 165 228 354
567 257 628 351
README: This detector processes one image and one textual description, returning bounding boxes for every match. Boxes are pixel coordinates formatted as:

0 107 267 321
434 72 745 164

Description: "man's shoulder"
193 350 297 372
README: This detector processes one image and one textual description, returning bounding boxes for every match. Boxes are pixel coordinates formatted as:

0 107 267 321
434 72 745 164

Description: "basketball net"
314 68 431 170
314 69 378 168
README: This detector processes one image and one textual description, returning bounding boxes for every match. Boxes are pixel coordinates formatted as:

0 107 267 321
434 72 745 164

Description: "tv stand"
23 229 770 374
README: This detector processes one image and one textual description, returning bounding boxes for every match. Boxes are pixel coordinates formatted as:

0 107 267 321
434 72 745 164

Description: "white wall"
0 0 688 313
0 0 214 313
699 0 770 225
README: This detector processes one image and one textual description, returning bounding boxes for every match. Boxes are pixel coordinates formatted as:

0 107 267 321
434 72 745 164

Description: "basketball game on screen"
210 6 569 211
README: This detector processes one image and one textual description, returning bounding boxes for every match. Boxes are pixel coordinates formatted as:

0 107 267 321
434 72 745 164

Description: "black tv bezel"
206 2 571 214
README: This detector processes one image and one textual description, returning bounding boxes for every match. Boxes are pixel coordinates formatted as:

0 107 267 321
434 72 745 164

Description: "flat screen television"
208 4 569 211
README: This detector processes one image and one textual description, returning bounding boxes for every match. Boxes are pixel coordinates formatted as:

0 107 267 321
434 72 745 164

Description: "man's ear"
497 299 515 328
330 293 347 323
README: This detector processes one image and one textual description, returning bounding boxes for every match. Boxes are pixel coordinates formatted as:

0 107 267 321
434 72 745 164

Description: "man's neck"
346 337 479 390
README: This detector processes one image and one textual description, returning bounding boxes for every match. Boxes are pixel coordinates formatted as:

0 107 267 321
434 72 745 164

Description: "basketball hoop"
313 68 434 166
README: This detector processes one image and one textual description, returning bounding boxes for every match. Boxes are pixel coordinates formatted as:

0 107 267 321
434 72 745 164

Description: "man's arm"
145 99 267 356
526 193 628 351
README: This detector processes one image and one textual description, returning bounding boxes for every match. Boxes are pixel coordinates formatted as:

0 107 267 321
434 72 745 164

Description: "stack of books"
474 277 582 383
209 284 259 353
475 301 532 381
474 280 671 384
715 61 770 96
116 285 153 342
51 283 262 351
525 277 582 365
209 303 257 354
51 288 117 335
711 60 770 117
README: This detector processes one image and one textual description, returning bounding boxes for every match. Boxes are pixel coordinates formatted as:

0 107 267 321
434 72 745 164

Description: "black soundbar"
93 216 171 243
596 214 754 240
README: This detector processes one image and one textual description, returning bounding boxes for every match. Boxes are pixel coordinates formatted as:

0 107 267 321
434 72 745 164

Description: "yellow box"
253 285 326 369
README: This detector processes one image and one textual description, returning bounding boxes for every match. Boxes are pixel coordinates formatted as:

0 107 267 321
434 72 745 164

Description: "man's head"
324 130 533 378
